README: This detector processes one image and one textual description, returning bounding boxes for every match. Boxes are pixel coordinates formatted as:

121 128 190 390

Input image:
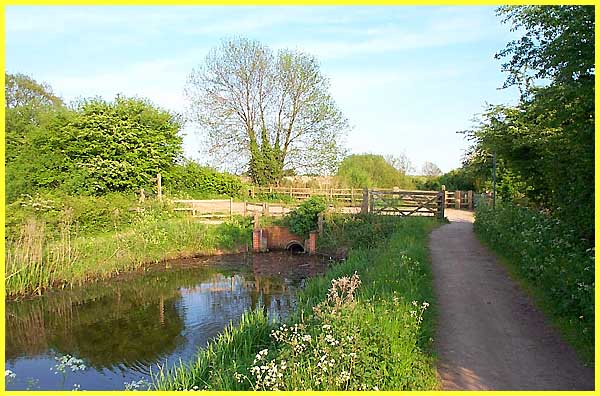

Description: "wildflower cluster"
5 370 16 383
475 203 594 359
52 355 87 374
325 272 361 312
249 349 287 391
124 379 152 391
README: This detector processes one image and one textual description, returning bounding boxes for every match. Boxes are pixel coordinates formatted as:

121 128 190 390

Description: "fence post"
243 201 247 216
361 188 369 214
438 190 445 220
317 212 324 234
263 202 270 216
229 197 233 220
369 191 374 213
467 190 474 210
441 185 447 209
157 173 162 201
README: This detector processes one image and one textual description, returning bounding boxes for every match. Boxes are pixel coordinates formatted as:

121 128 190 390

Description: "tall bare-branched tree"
185 38 348 185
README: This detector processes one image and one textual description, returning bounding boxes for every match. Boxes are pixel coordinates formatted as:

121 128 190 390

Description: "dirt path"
429 209 594 391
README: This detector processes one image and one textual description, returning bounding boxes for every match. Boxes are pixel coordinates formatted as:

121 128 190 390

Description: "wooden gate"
368 189 441 217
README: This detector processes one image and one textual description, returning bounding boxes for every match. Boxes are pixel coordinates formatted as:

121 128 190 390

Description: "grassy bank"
5 194 252 298
154 215 439 391
474 203 594 364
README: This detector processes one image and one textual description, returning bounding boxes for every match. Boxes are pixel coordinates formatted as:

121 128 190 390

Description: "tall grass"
154 215 439 391
5 215 252 298
474 203 594 364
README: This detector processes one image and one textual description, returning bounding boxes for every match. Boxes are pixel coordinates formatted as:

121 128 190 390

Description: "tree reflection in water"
5 252 327 390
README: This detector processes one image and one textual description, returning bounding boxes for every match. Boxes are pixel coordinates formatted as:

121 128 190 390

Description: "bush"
336 154 414 189
165 161 243 198
474 203 594 362
287 196 328 236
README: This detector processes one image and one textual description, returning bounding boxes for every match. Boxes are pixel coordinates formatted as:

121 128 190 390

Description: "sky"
6 6 521 174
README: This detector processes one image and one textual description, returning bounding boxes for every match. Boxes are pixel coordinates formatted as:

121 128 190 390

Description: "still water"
5 252 327 390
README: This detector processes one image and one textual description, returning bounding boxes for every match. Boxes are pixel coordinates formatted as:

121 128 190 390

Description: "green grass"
5 215 252 298
154 215 440 391
474 203 594 365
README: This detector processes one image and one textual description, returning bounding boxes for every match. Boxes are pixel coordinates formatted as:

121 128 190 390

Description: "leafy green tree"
56 97 183 195
5 73 69 201
336 154 414 189
5 79 184 200
463 6 594 242
185 38 348 185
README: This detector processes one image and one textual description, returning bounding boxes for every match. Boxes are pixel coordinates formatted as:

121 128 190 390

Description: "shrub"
287 196 328 236
165 161 243 198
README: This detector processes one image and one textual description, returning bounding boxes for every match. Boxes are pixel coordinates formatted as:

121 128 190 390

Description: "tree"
56 97 184 195
463 6 594 242
336 154 414 189
384 153 413 174
185 38 348 185
5 88 184 199
5 73 64 162
5 73 68 201
6 73 62 109
421 162 442 177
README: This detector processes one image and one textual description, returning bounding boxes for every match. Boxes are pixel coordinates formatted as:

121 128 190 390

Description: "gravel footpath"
428 209 594 390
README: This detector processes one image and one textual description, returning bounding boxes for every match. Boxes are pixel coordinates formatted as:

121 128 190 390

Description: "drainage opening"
286 242 305 254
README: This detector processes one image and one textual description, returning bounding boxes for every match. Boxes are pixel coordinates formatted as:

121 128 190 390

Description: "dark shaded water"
5 252 327 390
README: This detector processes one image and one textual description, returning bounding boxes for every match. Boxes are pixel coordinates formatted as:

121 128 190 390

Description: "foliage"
336 154 415 189
415 168 477 192
5 73 68 202
185 38 348 184
155 216 439 391
318 213 407 252
287 196 328 236
495 6 594 90
165 160 243 198
474 203 594 362
5 206 252 297
5 81 184 200
5 73 62 109
57 97 183 195
463 6 594 243
5 191 142 239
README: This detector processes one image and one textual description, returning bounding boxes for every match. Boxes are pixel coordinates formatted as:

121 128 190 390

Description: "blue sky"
6 6 521 174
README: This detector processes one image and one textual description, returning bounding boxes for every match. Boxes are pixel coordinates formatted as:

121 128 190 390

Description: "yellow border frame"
1 2 597 396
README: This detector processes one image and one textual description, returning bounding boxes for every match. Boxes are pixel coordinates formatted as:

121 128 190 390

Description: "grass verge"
474 203 594 365
154 215 440 391
5 216 252 298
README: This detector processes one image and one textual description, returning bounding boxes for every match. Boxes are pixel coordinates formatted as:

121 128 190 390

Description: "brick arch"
252 226 317 254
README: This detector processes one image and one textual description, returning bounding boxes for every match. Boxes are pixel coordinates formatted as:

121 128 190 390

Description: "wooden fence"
244 202 293 217
171 188 484 220
366 189 441 217
250 186 364 206
172 199 234 219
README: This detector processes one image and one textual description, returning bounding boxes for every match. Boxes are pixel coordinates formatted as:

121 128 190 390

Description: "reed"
5 215 252 298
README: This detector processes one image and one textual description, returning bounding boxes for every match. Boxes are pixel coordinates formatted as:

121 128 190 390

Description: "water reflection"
5 252 327 390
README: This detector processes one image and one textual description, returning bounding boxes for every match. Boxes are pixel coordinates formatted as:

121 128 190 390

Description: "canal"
5 252 327 390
